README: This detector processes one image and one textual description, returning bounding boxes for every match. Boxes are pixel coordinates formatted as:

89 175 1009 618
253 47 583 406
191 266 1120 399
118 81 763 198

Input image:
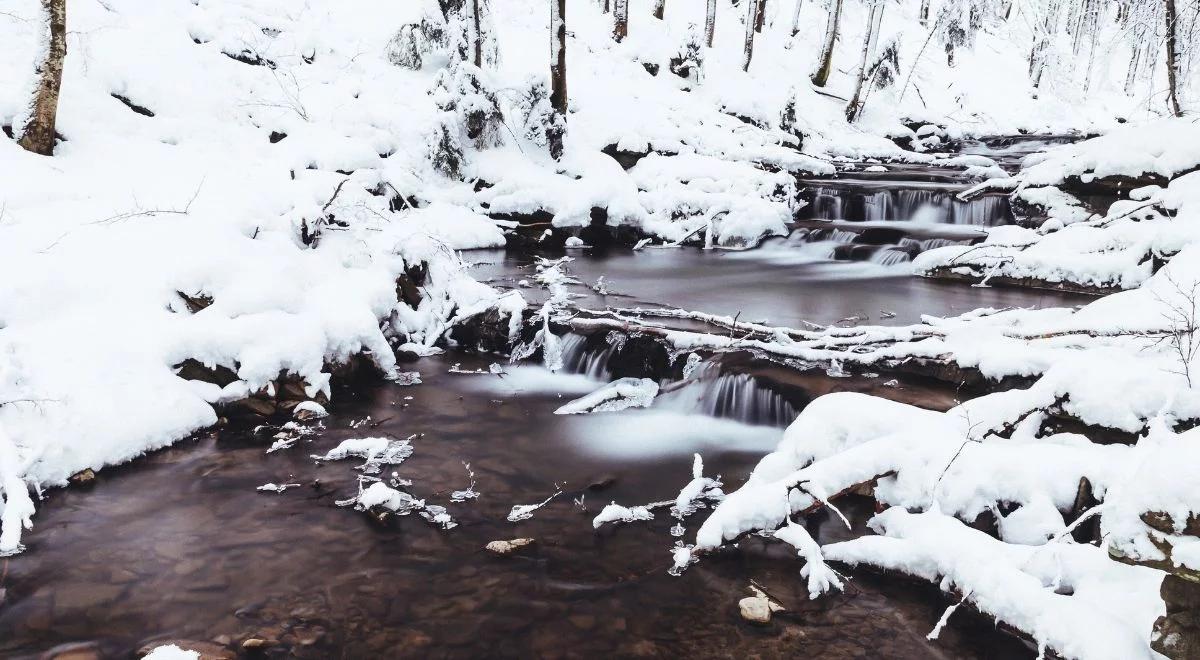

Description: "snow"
141 646 201 660
1 0 1197 653
554 377 659 414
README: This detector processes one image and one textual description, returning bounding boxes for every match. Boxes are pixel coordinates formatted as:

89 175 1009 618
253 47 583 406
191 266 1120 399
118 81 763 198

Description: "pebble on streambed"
485 538 536 556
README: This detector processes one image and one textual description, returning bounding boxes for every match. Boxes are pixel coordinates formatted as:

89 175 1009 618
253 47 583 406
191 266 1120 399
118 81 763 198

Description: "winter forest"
1 0 1199 657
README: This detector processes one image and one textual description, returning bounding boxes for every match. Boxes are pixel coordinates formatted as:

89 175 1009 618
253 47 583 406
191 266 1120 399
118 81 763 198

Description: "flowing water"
0 146 1086 659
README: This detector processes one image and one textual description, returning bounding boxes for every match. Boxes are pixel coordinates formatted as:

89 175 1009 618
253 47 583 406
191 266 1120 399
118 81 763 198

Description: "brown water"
0 351 1031 659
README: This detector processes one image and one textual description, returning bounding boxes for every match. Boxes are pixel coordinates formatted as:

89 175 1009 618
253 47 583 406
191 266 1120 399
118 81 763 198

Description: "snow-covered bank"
688 243 1200 655
915 118 1200 291
0 0 535 554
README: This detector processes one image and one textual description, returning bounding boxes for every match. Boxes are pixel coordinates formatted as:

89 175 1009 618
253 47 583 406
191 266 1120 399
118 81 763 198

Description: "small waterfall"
870 248 912 266
658 363 798 427
559 334 613 380
801 185 1011 226
919 237 964 251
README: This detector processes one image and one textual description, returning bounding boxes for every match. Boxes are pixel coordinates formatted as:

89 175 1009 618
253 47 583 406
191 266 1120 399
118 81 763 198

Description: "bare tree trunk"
603 0 610 12
1166 0 1183 116
614 0 628 41
17 0 66 156
754 0 767 32
919 0 930 27
790 0 803 36
705 0 717 46
654 0 666 20
845 1 884 122
810 0 842 87
472 0 483 67
549 0 568 159
743 0 762 71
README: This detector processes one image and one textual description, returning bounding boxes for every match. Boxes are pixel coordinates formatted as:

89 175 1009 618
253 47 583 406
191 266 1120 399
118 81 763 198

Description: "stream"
0 140 1095 659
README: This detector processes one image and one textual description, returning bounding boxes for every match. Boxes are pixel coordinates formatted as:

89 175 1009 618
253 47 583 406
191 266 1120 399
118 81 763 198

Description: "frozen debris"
563 236 589 249
592 276 609 295
485 538 535 556
349 417 371 429
633 238 653 250
256 482 301 493
738 585 785 624
592 502 655 529
342 480 456 529
419 504 457 529
394 371 423 386
879 310 896 319
312 435 414 474
682 353 703 379
488 363 504 374
265 421 318 454
448 363 489 374
668 542 697 577
450 461 481 502
292 401 328 421
882 379 899 388
507 488 562 522
554 378 660 415
774 519 844 599
672 453 724 518
825 359 847 378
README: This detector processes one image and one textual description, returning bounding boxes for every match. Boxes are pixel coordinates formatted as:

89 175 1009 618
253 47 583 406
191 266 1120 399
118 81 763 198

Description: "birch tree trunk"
654 0 666 20
743 0 762 71
17 0 66 156
705 0 717 47
844 1 884 122
790 0 803 36
550 0 568 159
810 0 843 87
1165 0 1183 116
614 0 629 41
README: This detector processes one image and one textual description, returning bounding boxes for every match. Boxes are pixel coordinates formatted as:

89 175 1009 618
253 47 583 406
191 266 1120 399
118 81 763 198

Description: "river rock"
1153 574 1200 659
738 586 784 625
485 538 535 556
68 468 95 487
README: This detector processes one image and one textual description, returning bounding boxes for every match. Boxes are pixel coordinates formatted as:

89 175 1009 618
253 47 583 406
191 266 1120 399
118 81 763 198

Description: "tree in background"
743 0 764 70
16 0 67 156
791 0 804 36
810 0 843 87
654 0 667 20
549 0 568 158
614 0 629 41
754 0 768 32
705 0 718 46
1165 0 1182 116
844 0 885 121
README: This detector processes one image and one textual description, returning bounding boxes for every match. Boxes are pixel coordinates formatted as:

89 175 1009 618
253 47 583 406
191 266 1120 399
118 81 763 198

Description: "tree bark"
919 0 930 27
810 0 842 87
614 0 628 41
705 0 717 47
653 0 666 20
743 0 761 71
472 0 483 67
17 0 66 156
790 0 803 36
754 0 767 33
1165 0 1183 117
845 1 884 122
549 0 568 159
